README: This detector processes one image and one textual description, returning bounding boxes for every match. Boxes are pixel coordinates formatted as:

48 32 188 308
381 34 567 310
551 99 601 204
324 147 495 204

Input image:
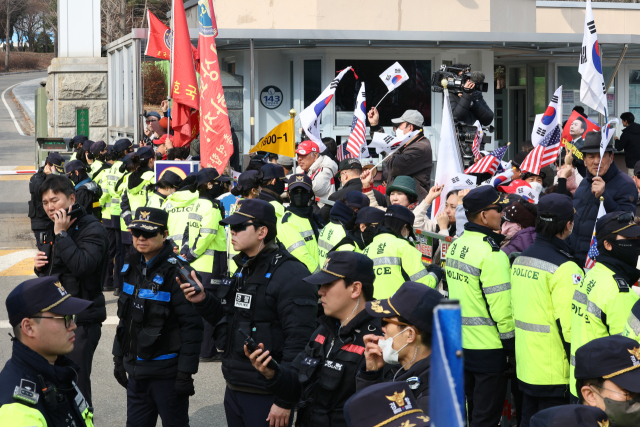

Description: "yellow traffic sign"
249 118 295 157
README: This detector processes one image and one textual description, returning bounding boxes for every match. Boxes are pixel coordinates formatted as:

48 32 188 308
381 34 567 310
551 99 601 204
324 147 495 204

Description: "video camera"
456 122 494 168
431 64 489 94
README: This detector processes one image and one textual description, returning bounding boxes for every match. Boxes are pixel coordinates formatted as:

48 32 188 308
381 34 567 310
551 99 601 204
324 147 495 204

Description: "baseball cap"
196 168 230 186
344 381 430 427
220 198 277 225
72 135 88 148
114 138 133 153
537 193 574 223
575 335 640 393
355 207 385 225
145 111 162 120
261 163 286 181
365 281 442 332
6 276 93 327
128 207 168 233
463 186 501 214
288 174 313 192
46 153 65 174
64 160 85 175
277 156 294 167
530 405 607 427
236 170 263 192
339 158 362 171
595 211 640 242
304 251 375 286
136 146 155 161
391 110 424 127
296 141 320 156
90 140 106 154
158 170 183 188
384 204 415 226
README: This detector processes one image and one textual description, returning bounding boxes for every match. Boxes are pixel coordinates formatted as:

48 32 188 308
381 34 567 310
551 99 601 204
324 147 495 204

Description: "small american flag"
465 144 509 175
585 236 599 269
520 125 562 175
471 121 483 158
336 142 354 162
344 83 367 159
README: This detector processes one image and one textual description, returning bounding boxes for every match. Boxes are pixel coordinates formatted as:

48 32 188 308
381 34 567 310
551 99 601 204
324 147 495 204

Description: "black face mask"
272 180 285 195
360 225 377 246
344 215 357 231
204 183 224 200
290 191 312 208
609 240 640 267
69 173 81 185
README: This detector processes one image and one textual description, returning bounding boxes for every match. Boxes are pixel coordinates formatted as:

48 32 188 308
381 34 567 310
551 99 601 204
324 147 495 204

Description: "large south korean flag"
579 0 607 117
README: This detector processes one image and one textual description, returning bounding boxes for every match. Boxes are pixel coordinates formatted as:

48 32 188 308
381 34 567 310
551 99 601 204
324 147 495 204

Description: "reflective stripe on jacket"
278 211 320 274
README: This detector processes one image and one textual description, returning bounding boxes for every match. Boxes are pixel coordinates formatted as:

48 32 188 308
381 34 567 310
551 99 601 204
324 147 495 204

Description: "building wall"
537 6 640 35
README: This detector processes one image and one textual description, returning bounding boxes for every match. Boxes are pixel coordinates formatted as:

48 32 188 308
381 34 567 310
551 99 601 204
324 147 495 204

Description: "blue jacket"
570 162 637 265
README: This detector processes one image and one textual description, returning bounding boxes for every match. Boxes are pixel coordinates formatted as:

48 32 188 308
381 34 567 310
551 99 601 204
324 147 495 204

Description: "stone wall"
46 57 108 141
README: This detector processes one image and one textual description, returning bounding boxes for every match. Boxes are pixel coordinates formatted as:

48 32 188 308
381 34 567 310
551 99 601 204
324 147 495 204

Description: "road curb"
9 90 33 135
0 69 47 77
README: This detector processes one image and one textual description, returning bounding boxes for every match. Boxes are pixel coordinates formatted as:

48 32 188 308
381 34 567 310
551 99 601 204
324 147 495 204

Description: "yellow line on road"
0 258 34 276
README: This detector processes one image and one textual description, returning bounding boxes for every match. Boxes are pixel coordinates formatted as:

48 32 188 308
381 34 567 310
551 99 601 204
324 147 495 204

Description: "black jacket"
355 356 431 414
569 162 637 265
0 340 90 427
35 207 108 325
616 122 640 168
113 241 204 379
193 240 318 409
28 168 51 230
449 91 494 126
265 310 381 427
74 178 102 219
319 178 385 222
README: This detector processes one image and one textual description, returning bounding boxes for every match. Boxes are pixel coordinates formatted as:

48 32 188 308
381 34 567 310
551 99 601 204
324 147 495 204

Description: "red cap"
153 134 173 145
296 141 319 155
158 117 168 130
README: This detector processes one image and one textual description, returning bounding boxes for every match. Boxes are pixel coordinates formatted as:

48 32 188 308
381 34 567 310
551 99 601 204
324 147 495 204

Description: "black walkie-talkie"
239 329 278 370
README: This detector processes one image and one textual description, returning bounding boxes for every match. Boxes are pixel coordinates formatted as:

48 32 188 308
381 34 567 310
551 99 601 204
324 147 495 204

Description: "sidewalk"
12 76 45 125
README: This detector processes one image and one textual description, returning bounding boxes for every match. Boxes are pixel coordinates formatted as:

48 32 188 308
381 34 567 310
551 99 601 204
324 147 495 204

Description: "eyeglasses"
382 317 411 328
30 314 74 329
230 222 259 233
592 385 635 401
131 229 159 239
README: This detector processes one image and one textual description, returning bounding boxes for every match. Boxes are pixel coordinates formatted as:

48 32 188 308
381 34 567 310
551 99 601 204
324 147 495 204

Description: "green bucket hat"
385 175 417 198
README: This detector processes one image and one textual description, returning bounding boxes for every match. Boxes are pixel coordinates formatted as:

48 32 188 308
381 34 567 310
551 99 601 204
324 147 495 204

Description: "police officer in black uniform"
0 276 95 426
333 207 386 252
180 198 318 427
29 153 65 244
245 251 380 427
112 207 204 427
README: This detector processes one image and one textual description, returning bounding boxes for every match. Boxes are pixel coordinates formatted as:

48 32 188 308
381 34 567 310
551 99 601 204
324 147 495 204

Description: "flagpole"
374 91 390 109
168 0 174 144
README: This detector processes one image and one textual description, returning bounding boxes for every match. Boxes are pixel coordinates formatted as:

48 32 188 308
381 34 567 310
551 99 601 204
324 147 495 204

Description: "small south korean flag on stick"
376 62 409 108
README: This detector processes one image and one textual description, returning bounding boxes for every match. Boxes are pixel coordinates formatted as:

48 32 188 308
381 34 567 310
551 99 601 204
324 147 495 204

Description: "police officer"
146 170 182 209
65 160 102 218
0 276 95 426
333 207 385 253
180 199 318 427
86 140 107 179
279 174 324 273
570 211 640 401
318 191 370 266
29 153 65 244
357 281 443 414
181 168 229 362
103 139 133 292
259 163 287 220
529 405 608 427
164 174 200 251
245 251 380 426
445 185 515 427
112 153 135 296
113 207 204 427
510 194 582 426
362 205 438 299
69 135 88 161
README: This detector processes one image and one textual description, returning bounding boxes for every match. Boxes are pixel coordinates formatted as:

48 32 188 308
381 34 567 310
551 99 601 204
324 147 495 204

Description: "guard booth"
35 138 74 167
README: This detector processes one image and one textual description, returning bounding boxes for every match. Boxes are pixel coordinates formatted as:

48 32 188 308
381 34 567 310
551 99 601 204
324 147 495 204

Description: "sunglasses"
30 314 74 329
145 119 158 124
381 317 411 328
230 222 259 233
131 229 159 239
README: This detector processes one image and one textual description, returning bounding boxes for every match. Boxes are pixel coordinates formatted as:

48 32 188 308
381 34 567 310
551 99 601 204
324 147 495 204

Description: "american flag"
520 125 562 175
343 83 367 160
585 199 606 269
465 144 509 175
336 142 354 162
471 120 483 158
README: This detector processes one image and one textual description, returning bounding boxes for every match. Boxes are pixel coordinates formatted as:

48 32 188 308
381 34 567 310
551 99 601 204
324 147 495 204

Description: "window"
558 66 615 122
629 70 640 119
304 60 322 108
334 59 431 127
532 66 546 115
495 99 503 141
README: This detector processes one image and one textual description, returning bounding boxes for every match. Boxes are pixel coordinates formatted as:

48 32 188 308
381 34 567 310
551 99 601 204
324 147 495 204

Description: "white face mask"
378 327 411 365
395 128 405 138
529 182 543 195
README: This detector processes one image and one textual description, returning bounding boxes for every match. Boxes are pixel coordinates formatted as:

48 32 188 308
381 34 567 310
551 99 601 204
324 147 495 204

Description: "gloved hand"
503 354 517 379
113 357 128 389
426 265 444 283
174 371 195 396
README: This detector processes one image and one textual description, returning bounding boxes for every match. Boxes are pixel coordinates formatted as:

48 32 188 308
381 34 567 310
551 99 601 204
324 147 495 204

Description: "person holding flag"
367 108 433 202
569 131 637 266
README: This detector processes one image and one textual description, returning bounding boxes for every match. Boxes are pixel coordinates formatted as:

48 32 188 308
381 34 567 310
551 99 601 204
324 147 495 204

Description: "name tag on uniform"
132 300 144 313
324 360 343 371
234 293 252 309
302 357 319 367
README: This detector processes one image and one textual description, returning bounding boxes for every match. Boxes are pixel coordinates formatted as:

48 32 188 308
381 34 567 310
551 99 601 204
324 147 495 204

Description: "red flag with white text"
197 0 233 172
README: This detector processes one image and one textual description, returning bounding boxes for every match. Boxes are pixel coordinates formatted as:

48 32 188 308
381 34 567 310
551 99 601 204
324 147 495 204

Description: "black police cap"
46 153 64 166
196 167 230 186
6 276 93 327
114 138 133 153
158 170 183 188
355 207 385 225
634 159 640 177
344 191 370 210
236 170 263 192
575 335 640 393
304 251 375 286
384 204 415 226
339 158 362 172
261 163 286 181
64 160 85 175
344 381 430 427
365 281 442 332
220 198 277 225
463 186 501 214
136 146 155 162
595 211 640 242
288 174 313 192
129 207 168 233
72 135 88 148
90 140 106 154
530 404 607 427
538 193 574 223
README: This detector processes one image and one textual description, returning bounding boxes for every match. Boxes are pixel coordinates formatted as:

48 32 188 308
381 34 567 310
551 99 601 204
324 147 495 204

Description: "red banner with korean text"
145 10 172 60
171 0 200 148
198 0 233 173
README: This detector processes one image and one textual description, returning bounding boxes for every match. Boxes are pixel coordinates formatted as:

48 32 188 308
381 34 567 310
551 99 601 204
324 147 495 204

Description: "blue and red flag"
465 144 509 175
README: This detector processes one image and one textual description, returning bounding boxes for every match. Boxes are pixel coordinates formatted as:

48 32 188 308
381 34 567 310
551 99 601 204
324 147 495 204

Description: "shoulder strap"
282 212 292 224
483 236 501 252
613 274 630 293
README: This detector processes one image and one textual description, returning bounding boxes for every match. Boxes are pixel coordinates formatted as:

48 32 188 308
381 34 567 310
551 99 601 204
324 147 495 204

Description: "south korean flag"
579 0 607 116
532 86 562 147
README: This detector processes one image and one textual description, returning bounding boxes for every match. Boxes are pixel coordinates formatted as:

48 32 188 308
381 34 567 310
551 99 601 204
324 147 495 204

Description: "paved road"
12 76 44 124
0 72 230 426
